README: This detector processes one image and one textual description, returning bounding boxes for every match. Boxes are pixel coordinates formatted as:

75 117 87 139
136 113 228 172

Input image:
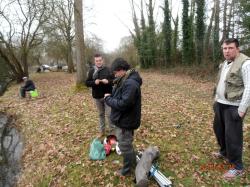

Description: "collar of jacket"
113 69 136 89
93 66 104 79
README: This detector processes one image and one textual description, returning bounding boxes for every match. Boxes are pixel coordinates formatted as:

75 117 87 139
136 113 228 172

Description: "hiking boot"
223 168 243 180
115 151 136 177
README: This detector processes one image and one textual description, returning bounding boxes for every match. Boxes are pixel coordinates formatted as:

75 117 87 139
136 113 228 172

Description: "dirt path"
0 71 249 186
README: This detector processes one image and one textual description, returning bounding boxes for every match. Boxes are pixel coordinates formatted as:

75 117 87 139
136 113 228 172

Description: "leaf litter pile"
1 72 250 186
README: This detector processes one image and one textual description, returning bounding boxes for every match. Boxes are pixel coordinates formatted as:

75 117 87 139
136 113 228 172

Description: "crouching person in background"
104 58 142 177
19 77 36 98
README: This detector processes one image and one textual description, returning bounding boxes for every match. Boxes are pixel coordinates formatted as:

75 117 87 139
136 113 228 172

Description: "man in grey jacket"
213 38 250 179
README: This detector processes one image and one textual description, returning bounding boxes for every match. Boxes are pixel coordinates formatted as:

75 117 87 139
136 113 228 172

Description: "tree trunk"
172 15 178 65
213 0 221 65
67 40 74 73
147 0 157 67
21 51 29 77
226 0 235 38
220 0 228 43
204 4 215 59
74 0 87 85
182 0 192 65
0 46 25 82
195 0 205 64
163 0 172 67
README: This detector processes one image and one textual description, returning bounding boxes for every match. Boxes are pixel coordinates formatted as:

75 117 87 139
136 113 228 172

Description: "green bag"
89 138 106 160
30 89 38 98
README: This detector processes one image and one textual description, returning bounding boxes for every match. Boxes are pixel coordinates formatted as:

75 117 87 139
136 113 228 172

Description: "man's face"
222 42 239 61
94 56 104 68
113 70 126 78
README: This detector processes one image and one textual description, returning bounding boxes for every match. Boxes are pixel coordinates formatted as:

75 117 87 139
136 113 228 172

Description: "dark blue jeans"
213 102 243 170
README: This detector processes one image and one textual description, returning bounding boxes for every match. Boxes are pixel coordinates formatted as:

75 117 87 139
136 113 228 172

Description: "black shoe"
115 151 136 176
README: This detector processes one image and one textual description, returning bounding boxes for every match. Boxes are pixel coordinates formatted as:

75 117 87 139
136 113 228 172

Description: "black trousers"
213 102 243 170
20 87 34 98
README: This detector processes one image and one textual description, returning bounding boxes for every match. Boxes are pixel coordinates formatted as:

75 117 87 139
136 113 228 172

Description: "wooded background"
0 1 250 185
0 0 249 83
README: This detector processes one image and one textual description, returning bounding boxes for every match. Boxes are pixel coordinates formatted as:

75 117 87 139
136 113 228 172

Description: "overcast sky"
84 0 181 52
84 0 134 52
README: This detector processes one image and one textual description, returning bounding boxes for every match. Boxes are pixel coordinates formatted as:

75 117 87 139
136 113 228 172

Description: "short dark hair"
94 53 102 58
111 58 130 72
223 38 239 48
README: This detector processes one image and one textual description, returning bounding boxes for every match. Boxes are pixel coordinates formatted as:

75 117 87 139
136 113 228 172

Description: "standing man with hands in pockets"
212 38 250 180
85 54 115 137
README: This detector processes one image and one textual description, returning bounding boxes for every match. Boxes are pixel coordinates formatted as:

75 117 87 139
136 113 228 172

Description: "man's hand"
104 93 111 98
95 79 100 85
101 79 109 84
239 111 245 118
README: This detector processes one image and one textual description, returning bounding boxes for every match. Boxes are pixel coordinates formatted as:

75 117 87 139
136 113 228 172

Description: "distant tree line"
0 0 249 84
129 0 250 69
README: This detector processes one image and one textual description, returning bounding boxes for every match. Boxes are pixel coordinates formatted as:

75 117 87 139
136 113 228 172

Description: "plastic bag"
30 89 39 98
89 138 106 160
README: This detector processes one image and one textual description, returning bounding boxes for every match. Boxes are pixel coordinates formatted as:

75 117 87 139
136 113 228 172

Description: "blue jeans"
95 98 115 134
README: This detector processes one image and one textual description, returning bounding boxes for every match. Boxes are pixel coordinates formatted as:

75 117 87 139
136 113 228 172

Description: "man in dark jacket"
20 77 36 98
85 54 115 137
104 58 142 177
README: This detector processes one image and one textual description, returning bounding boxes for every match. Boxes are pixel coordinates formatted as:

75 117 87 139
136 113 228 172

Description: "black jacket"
85 66 113 99
105 71 142 130
23 80 36 91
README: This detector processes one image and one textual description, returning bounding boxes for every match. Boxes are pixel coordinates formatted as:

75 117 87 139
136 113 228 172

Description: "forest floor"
1 71 250 187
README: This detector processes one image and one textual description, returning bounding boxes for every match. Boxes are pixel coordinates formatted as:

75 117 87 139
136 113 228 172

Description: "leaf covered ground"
1 71 250 187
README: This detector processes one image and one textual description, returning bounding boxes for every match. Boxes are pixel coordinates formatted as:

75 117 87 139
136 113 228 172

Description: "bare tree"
45 36 67 66
0 0 52 81
50 0 75 73
74 0 87 85
220 0 228 43
226 0 235 38
204 1 215 57
213 0 221 64
84 35 104 65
